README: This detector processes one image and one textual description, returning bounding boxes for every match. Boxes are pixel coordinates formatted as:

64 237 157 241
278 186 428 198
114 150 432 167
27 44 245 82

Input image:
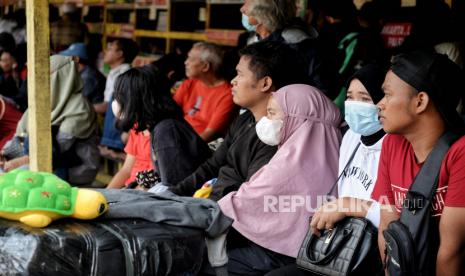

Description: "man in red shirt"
174 42 237 143
372 51 465 275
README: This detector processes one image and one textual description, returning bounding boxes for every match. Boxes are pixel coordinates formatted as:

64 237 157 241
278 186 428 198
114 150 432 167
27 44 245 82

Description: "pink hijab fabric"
219 84 342 257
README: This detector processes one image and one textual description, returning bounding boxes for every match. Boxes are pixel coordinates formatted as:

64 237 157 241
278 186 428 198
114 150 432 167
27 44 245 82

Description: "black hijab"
347 63 387 145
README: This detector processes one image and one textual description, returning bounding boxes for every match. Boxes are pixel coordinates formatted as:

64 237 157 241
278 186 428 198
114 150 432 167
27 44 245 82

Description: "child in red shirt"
106 129 153 189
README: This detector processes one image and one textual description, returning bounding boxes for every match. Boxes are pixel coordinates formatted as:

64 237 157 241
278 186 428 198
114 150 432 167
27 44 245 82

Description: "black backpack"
383 132 458 276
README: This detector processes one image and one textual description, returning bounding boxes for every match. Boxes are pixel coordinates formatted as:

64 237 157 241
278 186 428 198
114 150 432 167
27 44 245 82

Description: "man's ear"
259 76 273 92
415 91 430 114
202 61 210 73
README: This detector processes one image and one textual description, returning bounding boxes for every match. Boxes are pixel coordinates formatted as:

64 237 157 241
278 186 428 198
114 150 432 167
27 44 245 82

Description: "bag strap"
327 142 361 196
400 132 458 221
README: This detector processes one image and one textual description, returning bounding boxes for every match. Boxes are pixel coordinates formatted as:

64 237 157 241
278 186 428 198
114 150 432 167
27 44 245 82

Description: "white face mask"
344 101 382 136
111 100 122 119
241 14 257 32
255 116 283 146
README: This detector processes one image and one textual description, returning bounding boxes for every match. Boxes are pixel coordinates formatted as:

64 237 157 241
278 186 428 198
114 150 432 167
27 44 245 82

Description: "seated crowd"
1 0 465 275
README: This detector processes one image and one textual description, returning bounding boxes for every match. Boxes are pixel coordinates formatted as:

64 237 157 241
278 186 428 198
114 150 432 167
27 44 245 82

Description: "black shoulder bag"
297 143 383 276
383 132 458 276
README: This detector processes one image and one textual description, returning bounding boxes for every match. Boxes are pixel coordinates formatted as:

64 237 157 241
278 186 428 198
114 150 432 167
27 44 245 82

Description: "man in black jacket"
171 41 308 199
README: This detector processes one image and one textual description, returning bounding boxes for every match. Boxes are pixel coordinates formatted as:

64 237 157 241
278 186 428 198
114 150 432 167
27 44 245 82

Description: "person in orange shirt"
174 42 237 143
106 129 153 189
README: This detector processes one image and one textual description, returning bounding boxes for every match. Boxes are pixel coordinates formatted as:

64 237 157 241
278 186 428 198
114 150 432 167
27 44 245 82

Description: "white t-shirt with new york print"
337 129 385 227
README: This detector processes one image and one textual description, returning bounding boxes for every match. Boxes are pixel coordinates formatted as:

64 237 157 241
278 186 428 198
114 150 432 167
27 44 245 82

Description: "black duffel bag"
0 218 205 276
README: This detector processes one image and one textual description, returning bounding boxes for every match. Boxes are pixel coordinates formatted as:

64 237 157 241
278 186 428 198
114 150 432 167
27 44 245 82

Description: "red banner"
381 22 412 49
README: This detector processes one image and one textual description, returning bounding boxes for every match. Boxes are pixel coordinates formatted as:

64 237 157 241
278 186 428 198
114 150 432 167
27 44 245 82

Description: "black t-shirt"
175 111 277 199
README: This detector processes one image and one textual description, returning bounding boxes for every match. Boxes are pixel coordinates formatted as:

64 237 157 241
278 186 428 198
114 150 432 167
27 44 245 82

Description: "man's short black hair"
113 38 139 64
239 41 309 90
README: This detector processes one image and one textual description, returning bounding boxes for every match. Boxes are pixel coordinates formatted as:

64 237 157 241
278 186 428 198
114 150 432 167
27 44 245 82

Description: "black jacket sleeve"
172 116 243 196
211 130 277 200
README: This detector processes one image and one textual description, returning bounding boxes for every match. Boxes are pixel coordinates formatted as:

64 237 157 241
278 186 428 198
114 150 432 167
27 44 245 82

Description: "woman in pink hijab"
217 84 342 274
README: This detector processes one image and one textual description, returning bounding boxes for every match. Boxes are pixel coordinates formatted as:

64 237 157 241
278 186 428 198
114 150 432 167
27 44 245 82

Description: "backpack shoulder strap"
401 132 459 222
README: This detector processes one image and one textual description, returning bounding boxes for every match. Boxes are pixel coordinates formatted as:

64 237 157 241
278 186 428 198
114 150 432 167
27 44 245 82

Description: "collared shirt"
103 63 131 102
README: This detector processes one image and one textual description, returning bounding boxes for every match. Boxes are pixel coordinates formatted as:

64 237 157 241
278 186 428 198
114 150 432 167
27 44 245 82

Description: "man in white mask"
170 41 308 200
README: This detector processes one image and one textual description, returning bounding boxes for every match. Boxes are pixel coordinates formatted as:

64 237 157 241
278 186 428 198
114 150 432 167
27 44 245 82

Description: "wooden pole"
26 0 52 172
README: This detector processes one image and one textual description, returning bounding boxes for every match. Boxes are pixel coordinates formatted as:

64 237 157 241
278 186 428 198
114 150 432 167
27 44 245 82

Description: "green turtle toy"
0 170 108 227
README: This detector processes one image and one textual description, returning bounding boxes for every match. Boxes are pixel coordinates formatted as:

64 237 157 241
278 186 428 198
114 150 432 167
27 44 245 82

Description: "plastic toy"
193 178 217 198
0 170 108 227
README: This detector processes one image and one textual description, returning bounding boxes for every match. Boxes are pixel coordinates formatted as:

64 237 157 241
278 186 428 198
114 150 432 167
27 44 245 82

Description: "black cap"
391 50 465 133
347 64 386 104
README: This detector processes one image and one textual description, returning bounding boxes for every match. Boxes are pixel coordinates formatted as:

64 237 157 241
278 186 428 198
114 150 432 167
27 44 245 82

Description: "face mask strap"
286 113 340 127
